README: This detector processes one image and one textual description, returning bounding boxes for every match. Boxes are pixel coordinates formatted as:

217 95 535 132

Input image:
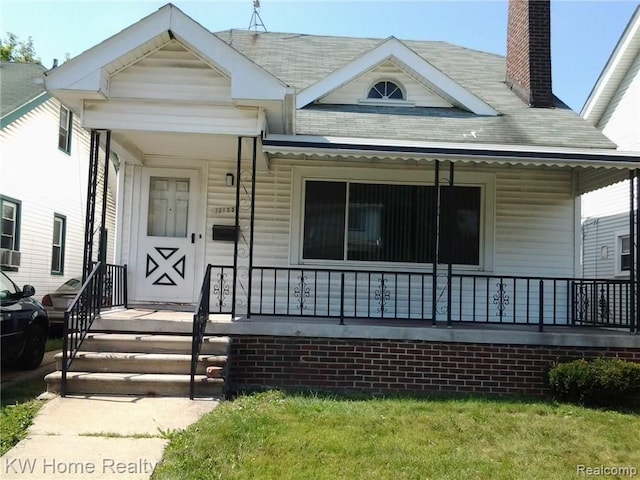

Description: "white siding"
599 52 640 152
0 98 116 300
493 168 575 276
83 100 261 136
109 41 232 103
581 50 640 219
319 60 452 107
202 159 577 278
582 212 631 278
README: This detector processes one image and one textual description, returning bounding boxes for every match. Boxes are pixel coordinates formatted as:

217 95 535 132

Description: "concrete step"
45 371 224 397
54 352 228 375
80 333 230 355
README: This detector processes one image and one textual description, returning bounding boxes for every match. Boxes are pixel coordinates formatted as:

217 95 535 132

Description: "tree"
1 33 40 63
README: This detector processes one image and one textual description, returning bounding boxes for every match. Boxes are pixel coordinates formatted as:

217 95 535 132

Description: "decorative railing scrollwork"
493 281 510 319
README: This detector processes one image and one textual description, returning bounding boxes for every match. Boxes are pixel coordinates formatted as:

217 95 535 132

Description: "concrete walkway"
1 368 219 480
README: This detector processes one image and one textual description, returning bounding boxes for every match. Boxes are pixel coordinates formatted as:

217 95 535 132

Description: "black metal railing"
207 265 633 332
61 262 103 396
448 274 631 330
207 265 234 314
190 264 212 400
101 263 128 309
571 279 631 327
250 266 437 322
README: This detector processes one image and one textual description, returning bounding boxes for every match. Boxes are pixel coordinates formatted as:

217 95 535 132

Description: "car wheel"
18 324 46 370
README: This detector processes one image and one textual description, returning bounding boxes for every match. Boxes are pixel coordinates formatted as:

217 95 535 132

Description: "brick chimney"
505 0 553 108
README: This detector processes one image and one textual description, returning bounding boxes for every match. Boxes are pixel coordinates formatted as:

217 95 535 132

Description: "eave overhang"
262 134 640 169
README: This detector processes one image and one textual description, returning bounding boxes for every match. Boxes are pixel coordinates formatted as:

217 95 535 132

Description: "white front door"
136 168 200 302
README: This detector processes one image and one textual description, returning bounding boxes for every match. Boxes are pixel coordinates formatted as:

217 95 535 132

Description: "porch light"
226 173 234 187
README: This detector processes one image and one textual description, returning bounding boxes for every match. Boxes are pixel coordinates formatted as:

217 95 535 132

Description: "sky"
1 0 638 113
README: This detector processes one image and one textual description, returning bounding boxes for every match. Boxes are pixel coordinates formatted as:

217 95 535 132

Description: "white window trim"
614 230 631 277
58 105 72 153
51 214 65 275
359 78 415 107
290 166 495 272
358 98 416 107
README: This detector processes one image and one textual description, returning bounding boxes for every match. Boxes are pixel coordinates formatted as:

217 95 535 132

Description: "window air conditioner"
0 248 21 267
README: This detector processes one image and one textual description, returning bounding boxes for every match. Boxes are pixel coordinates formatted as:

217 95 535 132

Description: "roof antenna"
248 0 267 32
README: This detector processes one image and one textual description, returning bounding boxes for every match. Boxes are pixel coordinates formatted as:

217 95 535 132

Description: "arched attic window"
367 80 405 101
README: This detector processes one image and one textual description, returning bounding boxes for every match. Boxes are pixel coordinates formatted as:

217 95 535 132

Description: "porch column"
431 160 440 325
636 170 639 334
232 137 242 318
98 130 111 268
247 137 257 319
82 129 110 282
633 171 639 334
447 161 455 327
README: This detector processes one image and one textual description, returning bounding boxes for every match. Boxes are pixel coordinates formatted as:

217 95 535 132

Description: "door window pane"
147 177 190 237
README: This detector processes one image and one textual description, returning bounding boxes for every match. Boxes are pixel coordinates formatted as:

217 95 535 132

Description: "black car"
0 271 49 369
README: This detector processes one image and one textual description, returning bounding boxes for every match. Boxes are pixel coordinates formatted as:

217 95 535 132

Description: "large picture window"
302 180 481 265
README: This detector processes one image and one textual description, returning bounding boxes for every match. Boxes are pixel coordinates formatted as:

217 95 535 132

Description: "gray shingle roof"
215 30 616 150
0 62 47 118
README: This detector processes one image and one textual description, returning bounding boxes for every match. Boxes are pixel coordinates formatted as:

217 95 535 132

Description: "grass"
152 391 640 480
0 377 48 456
0 336 59 455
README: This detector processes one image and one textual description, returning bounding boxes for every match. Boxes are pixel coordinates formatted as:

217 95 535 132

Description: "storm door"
136 169 199 302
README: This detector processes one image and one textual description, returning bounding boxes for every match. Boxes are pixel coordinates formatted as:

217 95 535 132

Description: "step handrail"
190 264 212 399
61 261 103 396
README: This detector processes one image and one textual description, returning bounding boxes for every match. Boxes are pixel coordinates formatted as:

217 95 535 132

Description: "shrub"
548 357 640 407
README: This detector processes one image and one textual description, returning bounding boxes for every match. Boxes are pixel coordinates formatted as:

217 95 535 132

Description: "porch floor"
94 307 639 349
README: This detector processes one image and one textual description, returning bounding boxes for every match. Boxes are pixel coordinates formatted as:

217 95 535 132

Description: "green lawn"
153 391 640 480
0 338 59 455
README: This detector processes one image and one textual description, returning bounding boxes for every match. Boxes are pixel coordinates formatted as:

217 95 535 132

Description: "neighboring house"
0 61 116 301
581 6 640 278
43 2 639 398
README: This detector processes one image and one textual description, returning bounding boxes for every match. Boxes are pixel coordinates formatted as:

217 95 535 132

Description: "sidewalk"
1 366 219 479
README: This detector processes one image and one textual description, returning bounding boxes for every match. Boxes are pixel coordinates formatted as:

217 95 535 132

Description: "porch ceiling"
112 130 267 169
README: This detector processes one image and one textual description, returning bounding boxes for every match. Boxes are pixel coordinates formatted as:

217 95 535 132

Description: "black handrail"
190 264 212 400
61 262 103 396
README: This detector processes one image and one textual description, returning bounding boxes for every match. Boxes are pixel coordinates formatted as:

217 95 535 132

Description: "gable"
318 60 452 108
581 6 640 126
109 40 232 103
45 4 286 105
297 37 498 116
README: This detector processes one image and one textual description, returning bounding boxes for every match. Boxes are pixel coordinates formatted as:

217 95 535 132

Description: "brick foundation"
228 336 640 397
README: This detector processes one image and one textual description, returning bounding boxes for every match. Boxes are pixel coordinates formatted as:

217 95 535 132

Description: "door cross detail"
145 247 186 286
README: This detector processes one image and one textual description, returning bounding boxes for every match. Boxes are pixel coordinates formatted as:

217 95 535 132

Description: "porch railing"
61 262 128 396
190 264 212 400
204 265 633 332
101 262 128 309
61 262 103 397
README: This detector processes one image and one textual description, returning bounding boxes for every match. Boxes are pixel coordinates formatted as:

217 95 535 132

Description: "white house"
0 61 116 302
581 6 640 281
42 2 639 398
